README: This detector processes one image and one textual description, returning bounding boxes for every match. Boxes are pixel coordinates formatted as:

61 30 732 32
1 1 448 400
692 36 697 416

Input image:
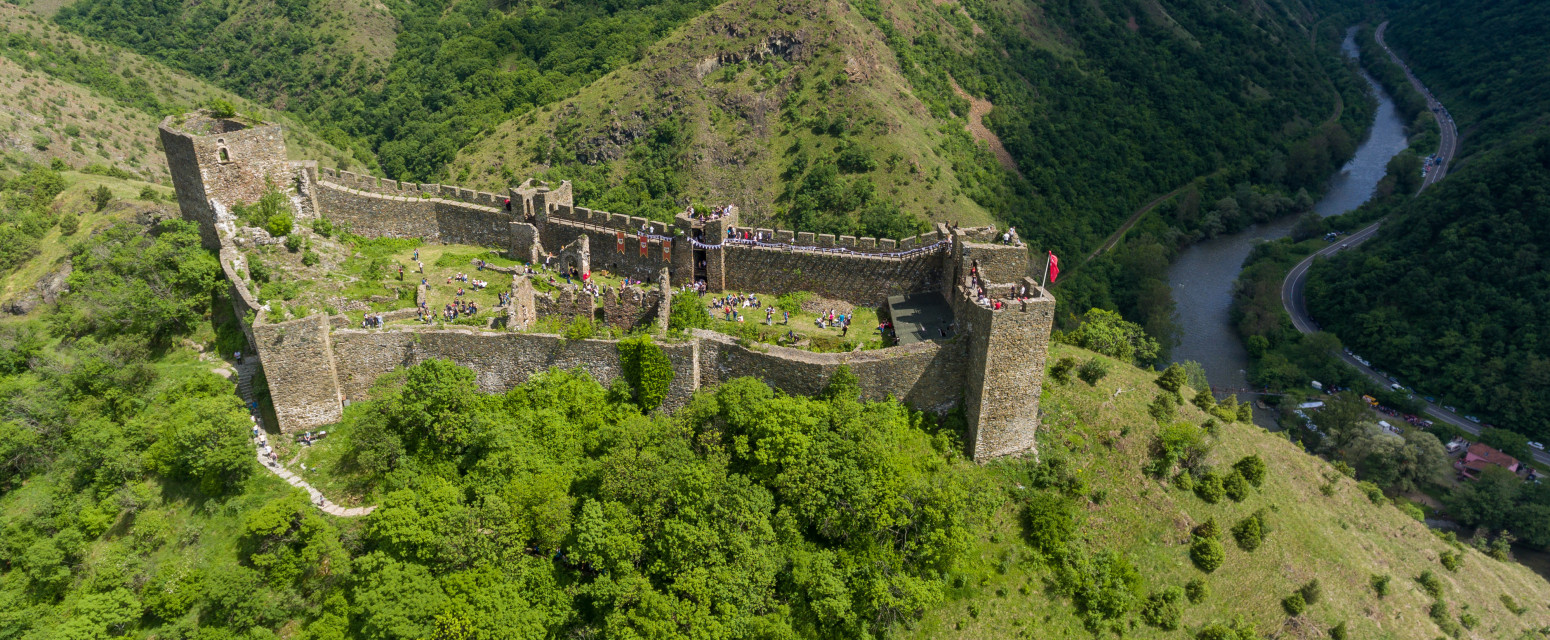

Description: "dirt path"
949 78 1021 177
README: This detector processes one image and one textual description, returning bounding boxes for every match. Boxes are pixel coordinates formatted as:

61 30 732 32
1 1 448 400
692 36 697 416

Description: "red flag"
1047 252 1060 283
616 231 626 253
639 236 648 257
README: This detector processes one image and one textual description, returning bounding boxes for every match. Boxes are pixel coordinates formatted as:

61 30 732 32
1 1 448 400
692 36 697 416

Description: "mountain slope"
457 0 1349 247
0 4 354 179
914 342 1550 638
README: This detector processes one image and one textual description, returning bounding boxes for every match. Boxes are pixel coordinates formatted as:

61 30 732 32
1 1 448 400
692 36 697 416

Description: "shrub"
1428 600 1460 636
1211 395 1240 422
139 186 160 201
1077 358 1109 386
1281 591 1306 616
311 217 334 237
284 233 303 252
1139 586 1184 630
1190 536 1223 573
1417 570 1443 599
1050 356 1077 384
208 98 237 118
1329 621 1348 640
774 291 811 315
1333 461 1356 478
1223 469 1250 502
1357 481 1387 505
668 292 712 332
1370 573 1391 597
1459 611 1477 629
1148 393 1177 424
1174 469 1196 492
247 257 271 283
266 212 294 237
1195 471 1225 504
301 250 320 267
618 335 674 411
1231 514 1263 551
1439 550 1462 572
90 185 113 211
1156 363 1187 401
1192 389 1217 411
1023 493 1078 556
1235 401 1252 423
1298 579 1321 605
1193 517 1220 540
1185 578 1208 604
1233 455 1267 487
58 213 80 236
1501 594 1526 615
562 317 594 341
1148 422 1207 478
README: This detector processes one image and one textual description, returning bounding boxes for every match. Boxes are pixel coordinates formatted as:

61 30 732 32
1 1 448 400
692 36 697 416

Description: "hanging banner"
662 238 671 261
615 231 625 254
639 235 648 257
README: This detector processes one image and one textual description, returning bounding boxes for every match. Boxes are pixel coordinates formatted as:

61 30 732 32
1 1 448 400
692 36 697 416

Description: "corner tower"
159 111 290 250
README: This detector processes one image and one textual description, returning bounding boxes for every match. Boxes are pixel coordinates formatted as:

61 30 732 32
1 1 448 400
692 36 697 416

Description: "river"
1166 27 1410 425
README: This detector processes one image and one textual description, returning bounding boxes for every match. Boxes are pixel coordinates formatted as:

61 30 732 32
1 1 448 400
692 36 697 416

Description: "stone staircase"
236 359 375 518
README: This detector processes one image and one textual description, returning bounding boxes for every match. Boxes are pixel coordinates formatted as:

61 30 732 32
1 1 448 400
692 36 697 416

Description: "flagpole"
1042 251 1050 289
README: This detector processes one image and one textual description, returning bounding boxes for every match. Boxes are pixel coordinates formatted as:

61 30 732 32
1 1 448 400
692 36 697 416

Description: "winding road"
1277 22 1550 465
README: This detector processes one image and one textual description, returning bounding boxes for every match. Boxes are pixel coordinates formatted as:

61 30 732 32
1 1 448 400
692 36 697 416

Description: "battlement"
160 112 1052 462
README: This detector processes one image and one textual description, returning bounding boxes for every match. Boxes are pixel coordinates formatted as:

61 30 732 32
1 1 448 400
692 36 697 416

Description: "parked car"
1531 441 1546 452
1444 405 1457 412
1465 416 1481 423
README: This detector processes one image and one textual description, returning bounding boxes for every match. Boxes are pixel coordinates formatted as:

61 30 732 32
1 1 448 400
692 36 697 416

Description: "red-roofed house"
1455 443 1521 479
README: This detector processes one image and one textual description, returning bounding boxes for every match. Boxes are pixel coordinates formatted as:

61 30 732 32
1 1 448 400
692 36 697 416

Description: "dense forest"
1304 134 1550 437
1383 0 1550 163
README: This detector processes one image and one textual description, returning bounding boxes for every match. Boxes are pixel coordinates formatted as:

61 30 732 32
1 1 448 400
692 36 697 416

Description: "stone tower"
159 111 290 250
945 230 1056 460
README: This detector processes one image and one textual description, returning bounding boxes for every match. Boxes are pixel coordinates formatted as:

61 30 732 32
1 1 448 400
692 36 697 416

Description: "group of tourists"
448 272 489 289
361 314 386 328
816 309 852 336
441 300 479 320
725 228 767 242
685 204 733 223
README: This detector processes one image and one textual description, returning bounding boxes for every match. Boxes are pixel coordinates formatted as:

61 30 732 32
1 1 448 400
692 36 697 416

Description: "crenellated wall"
161 111 1052 462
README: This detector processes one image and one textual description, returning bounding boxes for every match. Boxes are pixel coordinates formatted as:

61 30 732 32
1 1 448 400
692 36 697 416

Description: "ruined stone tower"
158 111 292 251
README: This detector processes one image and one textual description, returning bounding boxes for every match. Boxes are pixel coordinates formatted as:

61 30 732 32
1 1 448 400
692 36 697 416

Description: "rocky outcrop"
4 259 71 315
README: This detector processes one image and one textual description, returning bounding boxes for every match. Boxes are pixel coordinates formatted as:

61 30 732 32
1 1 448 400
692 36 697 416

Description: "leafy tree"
618 335 675 410
52 220 221 343
1222 470 1250 502
668 292 711 332
1148 393 1177 425
1147 423 1207 479
146 390 253 495
1156 363 1187 402
1058 309 1161 366
241 491 350 589
392 359 480 448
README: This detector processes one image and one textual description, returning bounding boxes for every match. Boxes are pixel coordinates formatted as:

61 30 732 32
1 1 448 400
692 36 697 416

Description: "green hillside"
1384 0 1550 163
0 4 354 180
4 203 1547 638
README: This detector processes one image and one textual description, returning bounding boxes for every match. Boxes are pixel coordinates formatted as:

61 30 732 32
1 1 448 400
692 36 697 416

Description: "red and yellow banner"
662 238 671 261
639 235 648 257
616 231 625 253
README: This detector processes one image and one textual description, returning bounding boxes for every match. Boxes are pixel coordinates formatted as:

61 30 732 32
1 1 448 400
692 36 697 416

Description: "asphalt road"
1375 21 1458 187
1280 23 1549 465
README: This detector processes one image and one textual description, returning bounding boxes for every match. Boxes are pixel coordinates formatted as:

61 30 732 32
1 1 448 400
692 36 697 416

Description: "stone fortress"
159 111 1054 461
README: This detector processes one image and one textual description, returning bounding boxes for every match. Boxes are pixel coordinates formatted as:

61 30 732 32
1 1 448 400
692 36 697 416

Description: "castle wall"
313 180 515 248
691 330 968 413
330 329 700 408
721 244 947 306
252 314 344 430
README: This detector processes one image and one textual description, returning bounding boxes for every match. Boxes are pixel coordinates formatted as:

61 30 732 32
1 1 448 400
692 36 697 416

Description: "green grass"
898 343 1550 639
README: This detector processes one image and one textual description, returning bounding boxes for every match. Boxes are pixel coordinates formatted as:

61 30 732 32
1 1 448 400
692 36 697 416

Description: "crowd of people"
685 204 734 223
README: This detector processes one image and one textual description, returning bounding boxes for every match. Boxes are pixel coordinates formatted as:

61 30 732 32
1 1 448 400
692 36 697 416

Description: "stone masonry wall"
958 280 1055 460
252 314 344 430
314 181 515 248
330 329 699 408
692 330 968 413
722 244 948 306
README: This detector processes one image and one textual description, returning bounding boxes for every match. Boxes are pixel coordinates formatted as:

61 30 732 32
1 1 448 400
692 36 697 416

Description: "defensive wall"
158 111 1054 461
